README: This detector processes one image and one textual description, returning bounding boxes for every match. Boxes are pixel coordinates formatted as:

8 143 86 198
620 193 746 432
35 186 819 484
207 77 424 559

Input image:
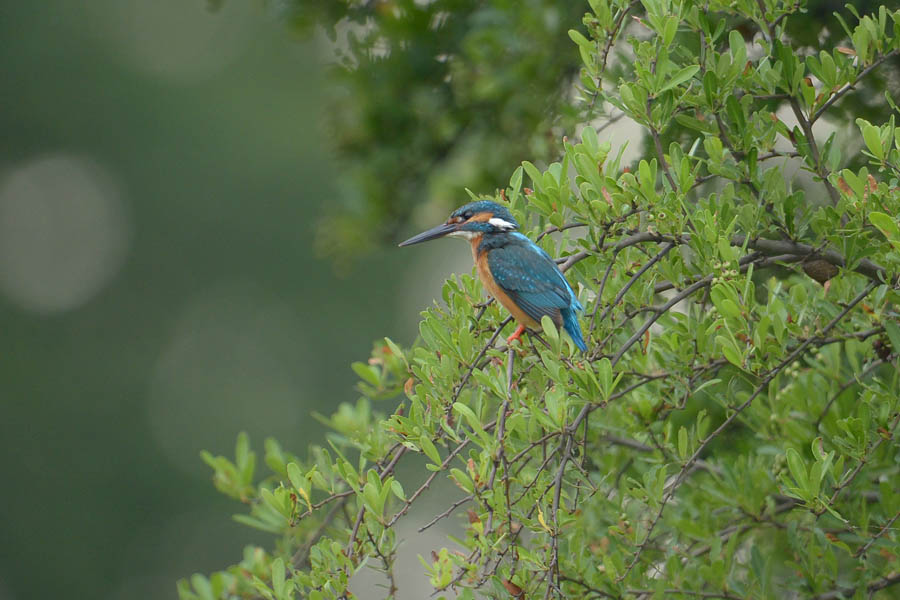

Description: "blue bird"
399 200 587 352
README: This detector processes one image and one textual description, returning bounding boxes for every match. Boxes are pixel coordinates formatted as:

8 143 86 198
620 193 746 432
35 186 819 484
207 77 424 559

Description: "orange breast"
470 238 538 328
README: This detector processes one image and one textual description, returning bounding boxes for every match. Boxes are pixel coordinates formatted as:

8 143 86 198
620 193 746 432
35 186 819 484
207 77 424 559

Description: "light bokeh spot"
0 155 130 314
147 281 307 477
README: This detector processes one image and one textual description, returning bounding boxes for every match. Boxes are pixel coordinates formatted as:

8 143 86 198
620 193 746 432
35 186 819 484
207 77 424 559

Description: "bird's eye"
463 211 472 219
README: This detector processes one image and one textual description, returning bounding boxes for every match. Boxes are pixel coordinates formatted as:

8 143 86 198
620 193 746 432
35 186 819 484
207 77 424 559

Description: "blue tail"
562 306 587 352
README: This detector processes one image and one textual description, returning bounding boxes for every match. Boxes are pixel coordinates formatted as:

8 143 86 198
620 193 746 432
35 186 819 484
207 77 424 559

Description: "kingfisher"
399 200 587 352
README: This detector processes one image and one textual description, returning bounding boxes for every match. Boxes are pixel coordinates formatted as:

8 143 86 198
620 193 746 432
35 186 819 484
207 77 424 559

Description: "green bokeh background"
0 2 445 598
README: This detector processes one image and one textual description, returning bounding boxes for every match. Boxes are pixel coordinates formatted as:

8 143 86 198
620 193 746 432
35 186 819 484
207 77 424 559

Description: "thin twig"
811 49 900 124
596 242 674 326
819 408 900 516
611 277 710 363
344 445 409 558
853 509 900 558
616 280 879 582
452 316 511 403
814 356 889 428
417 494 474 533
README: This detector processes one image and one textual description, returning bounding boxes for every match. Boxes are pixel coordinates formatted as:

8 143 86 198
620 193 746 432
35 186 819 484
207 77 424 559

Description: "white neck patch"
448 229 477 240
488 217 516 230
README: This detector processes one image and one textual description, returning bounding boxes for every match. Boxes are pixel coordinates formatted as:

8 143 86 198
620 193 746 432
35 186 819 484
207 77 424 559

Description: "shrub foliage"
183 1 900 598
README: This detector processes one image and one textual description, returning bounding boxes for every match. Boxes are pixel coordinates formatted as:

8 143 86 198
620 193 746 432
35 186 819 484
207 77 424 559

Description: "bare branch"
854 509 900 559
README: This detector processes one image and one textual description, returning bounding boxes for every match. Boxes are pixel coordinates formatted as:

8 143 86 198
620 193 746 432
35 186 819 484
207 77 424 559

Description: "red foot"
506 324 527 346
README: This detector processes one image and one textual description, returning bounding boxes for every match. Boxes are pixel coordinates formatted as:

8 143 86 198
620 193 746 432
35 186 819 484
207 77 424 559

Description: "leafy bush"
183 1 900 598
272 0 590 264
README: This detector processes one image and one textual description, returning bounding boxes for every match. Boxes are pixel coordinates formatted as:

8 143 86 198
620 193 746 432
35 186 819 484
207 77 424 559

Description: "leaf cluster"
265 0 590 264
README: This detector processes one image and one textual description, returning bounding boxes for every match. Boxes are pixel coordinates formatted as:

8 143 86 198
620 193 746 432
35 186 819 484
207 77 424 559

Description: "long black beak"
398 222 458 247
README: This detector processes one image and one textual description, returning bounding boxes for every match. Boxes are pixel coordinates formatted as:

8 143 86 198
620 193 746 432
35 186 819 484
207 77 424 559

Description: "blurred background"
0 2 459 598
1 0 590 594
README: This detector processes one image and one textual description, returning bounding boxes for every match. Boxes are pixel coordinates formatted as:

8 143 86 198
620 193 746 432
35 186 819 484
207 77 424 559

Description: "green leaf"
260 488 292 519
857 118 884 160
662 16 678 47
869 211 900 250
419 434 441 465
271 557 286 600
710 284 742 319
568 29 592 49
595 357 613 399
522 161 544 192
725 94 745 131
286 462 304 493
820 51 836 86
717 335 743 368
351 361 380 387
390 479 405 501
509 166 524 203
541 315 560 350
177 580 200 600
235 432 250 468
659 65 700 93
384 337 406 365
362 480 381 516
189 575 215 600
728 29 746 66
453 402 481 432
785 448 810 498
233 513 284 534
703 70 718 106
581 125 599 152
450 468 474 493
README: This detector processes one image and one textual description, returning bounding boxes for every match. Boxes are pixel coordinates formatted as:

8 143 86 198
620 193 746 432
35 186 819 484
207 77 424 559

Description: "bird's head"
398 201 519 247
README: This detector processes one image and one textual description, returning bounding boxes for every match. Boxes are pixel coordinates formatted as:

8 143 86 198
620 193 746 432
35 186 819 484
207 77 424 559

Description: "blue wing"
487 244 569 323
487 235 587 351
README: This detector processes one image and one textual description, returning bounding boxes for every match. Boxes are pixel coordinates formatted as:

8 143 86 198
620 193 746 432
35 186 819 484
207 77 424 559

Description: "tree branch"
810 573 900 600
616 280 879 582
811 49 900 124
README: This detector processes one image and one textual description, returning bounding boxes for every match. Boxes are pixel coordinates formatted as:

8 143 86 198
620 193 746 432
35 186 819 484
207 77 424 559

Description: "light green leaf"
785 448 810 497
351 362 380 387
390 479 405 501
286 462 304 493
509 166 524 203
869 211 900 250
716 335 743 368
190 575 215 600
541 315 561 354
568 29 592 49
677 426 688 460
659 65 699 93
581 125 599 151
271 558 285 600
419 434 441 465
522 161 544 192
453 402 481 432
858 119 885 160
662 15 678 47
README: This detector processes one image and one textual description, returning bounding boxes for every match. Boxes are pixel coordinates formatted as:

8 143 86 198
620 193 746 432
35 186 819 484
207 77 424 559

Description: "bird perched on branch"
399 200 587 351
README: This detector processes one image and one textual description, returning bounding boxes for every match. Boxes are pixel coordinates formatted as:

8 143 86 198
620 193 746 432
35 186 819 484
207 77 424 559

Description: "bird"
399 200 587 352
